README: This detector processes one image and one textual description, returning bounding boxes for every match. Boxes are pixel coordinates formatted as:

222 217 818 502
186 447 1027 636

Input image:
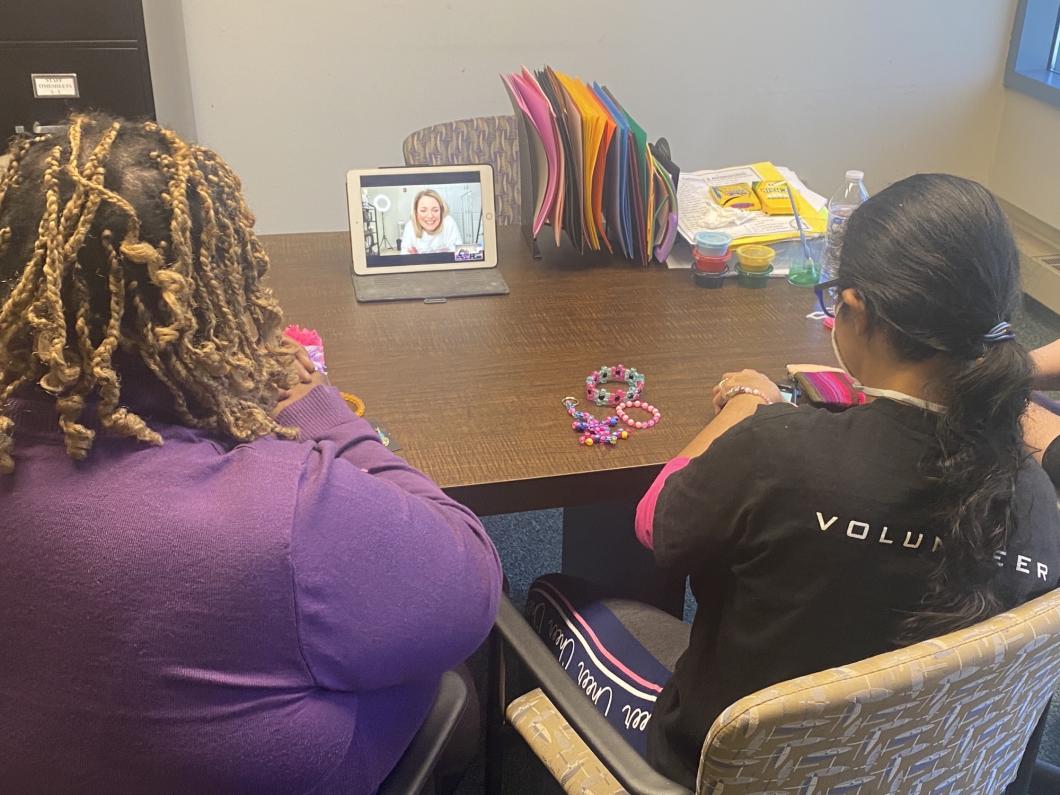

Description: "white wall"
142 0 197 142
180 0 1017 234
990 89 1060 229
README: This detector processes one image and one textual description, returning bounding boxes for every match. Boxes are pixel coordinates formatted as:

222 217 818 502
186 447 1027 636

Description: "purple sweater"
0 384 502 794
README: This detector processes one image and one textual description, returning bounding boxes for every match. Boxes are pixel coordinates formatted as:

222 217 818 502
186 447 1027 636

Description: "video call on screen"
360 172 486 267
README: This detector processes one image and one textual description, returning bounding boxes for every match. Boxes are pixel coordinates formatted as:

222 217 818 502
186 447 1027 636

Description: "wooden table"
263 227 835 610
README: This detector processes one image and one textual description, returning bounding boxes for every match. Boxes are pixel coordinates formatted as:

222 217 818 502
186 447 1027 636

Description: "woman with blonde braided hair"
0 114 501 794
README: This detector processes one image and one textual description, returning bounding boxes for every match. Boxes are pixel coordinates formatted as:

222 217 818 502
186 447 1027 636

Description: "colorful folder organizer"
502 67 679 266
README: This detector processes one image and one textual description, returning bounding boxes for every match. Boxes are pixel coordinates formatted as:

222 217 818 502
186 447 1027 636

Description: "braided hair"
0 113 298 473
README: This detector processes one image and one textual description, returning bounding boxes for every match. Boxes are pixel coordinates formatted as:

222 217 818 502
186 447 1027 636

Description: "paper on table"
501 74 548 237
652 155 679 261
592 83 633 258
776 166 826 212
554 75 587 251
625 108 651 263
690 164 762 189
513 69 563 236
605 86 649 264
677 162 826 247
542 80 566 246
557 72 605 250
645 146 657 255
512 69 561 237
676 174 755 240
601 99 626 258
587 88 615 253
540 67 581 249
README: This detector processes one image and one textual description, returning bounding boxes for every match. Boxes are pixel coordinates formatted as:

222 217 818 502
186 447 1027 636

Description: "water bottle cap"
845 170 865 182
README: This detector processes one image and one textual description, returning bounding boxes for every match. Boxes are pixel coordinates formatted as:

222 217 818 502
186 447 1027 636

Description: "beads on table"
564 398 621 446
565 364 660 448
586 364 645 406
616 399 661 430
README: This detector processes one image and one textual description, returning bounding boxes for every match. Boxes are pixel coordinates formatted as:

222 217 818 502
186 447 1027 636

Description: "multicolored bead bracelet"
616 400 661 429
586 364 645 406
564 397 630 446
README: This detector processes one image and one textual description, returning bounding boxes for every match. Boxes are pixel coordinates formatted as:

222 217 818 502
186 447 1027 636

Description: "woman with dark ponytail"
526 173 1060 789
826 173 1041 642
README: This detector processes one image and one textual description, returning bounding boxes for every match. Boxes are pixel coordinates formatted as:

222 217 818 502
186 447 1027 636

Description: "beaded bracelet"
586 364 645 407
616 400 662 430
564 397 630 446
340 391 366 416
723 386 773 405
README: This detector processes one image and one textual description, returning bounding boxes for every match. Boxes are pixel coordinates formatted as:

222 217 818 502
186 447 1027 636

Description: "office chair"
402 116 521 225
489 587 1060 794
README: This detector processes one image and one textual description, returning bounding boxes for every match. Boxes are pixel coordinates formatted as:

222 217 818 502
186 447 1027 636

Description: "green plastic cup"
787 255 820 287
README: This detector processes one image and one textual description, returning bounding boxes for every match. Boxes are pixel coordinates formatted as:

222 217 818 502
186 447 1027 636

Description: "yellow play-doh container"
735 244 776 273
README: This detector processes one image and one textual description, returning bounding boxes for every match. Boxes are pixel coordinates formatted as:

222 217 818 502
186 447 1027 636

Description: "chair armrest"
495 595 692 795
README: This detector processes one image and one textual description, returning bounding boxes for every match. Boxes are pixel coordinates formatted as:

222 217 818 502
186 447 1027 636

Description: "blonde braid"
0 135 44 215
125 281 209 430
191 146 290 393
0 374 31 473
25 146 81 396
184 156 262 385
61 119 121 259
65 121 123 368
29 143 96 455
94 234 160 445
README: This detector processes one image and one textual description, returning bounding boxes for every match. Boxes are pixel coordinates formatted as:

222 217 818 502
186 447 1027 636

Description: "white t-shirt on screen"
400 216 463 253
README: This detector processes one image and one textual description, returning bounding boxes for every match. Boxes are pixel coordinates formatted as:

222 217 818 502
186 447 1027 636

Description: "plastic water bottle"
819 170 869 298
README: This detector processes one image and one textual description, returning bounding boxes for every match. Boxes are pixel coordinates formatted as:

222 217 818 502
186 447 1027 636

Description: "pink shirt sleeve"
635 456 691 550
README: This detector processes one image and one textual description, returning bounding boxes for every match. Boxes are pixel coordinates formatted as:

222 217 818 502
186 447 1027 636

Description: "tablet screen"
359 170 486 268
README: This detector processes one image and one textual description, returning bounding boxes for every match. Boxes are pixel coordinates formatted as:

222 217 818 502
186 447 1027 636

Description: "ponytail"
835 173 1033 644
898 339 1032 642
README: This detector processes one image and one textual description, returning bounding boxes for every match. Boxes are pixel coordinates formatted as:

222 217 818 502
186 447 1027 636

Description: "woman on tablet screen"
401 189 463 253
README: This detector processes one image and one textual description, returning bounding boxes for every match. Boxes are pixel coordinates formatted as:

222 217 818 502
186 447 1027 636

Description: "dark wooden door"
0 0 155 138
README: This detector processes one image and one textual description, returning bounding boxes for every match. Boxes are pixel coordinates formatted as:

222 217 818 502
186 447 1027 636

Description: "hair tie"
982 322 1015 344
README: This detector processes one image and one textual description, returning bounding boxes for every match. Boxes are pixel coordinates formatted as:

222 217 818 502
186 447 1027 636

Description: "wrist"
722 385 774 406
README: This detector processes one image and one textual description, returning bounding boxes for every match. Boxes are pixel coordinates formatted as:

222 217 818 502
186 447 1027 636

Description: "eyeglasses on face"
813 279 841 318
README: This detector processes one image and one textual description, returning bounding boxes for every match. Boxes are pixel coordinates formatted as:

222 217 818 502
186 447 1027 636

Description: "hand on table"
712 369 783 415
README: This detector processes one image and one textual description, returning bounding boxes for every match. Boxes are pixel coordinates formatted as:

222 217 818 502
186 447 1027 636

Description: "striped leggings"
525 574 690 755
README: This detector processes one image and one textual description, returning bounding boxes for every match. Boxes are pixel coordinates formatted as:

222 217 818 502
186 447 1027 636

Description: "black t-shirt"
646 399 1060 787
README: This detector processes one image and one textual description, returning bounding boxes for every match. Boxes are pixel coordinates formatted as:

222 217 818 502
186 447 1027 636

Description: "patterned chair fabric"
505 588 1060 794
699 588 1060 794
402 116 521 226
507 689 628 794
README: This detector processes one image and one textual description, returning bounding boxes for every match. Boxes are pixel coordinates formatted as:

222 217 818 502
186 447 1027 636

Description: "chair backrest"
698 588 1060 794
402 115 520 226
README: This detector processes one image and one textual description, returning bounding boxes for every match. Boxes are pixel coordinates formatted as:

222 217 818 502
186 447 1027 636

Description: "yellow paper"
556 72 608 250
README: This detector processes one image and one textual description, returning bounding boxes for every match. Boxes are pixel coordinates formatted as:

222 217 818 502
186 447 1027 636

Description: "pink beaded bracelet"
723 386 773 405
616 399 661 430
